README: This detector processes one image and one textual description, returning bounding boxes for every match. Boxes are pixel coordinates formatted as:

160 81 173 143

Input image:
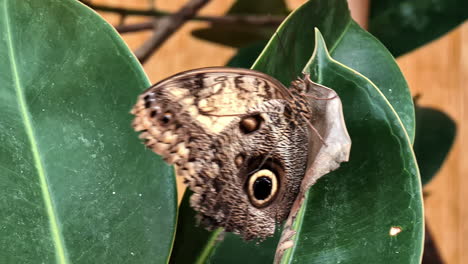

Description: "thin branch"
80 1 284 32
80 1 168 17
134 0 211 63
116 22 154 33
198 14 284 27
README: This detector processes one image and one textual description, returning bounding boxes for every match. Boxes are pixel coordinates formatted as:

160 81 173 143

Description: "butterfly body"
131 67 350 240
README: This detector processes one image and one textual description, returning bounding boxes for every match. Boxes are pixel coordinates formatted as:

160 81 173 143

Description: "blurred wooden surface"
94 0 467 263
398 23 468 264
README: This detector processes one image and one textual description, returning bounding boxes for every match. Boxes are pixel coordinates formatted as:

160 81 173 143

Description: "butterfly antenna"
250 150 275 177
300 113 327 145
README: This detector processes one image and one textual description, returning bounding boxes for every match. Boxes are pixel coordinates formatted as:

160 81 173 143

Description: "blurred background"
85 0 467 263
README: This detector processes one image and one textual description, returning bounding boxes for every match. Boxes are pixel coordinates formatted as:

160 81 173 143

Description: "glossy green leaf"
191 0 287 48
208 232 280 264
0 0 176 263
253 0 415 141
414 105 456 185
369 0 468 57
278 29 423 264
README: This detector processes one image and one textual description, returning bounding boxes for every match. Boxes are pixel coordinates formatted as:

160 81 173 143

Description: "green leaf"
414 105 456 185
172 0 421 262
191 0 287 48
253 0 415 141
0 0 176 263
278 28 423 264
208 233 281 264
369 0 468 57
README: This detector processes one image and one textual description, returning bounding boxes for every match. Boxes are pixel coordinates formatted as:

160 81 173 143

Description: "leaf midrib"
328 20 351 54
3 1 68 263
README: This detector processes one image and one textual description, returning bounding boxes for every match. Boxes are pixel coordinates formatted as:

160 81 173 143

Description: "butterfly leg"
302 93 337 101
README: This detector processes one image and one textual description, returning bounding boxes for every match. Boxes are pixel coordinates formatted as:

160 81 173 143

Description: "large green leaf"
369 0 468 57
0 0 176 263
278 29 423 264
414 105 456 185
171 0 421 263
208 232 281 264
252 0 415 141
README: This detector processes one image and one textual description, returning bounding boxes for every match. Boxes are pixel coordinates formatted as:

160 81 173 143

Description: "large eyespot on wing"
247 169 279 208
241 154 286 209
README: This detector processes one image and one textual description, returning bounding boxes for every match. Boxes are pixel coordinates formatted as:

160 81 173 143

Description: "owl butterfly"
131 65 351 242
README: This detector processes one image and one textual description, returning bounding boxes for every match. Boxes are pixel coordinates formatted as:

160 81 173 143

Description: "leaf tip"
303 28 331 76
312 28 331 60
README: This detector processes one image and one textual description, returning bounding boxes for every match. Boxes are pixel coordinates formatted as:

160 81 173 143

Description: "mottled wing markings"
157 70 288 134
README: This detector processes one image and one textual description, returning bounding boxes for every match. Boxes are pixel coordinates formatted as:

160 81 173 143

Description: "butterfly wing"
275 74 351 262
132 68 350 243
131 67 290 163
132 67 310 239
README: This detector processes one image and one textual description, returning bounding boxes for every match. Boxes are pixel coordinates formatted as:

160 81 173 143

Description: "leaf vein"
3 1 69 263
